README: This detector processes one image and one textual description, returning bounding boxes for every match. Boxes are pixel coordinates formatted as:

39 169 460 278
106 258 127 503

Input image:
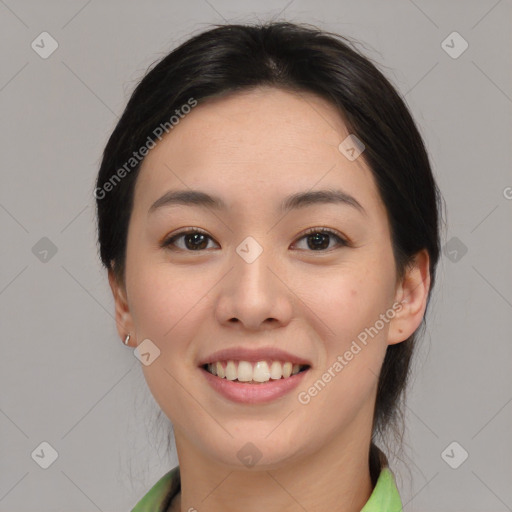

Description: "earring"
123 334 131 345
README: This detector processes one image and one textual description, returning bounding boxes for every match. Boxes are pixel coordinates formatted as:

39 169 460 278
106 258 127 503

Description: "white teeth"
282 362 292 378
225 360 237 381
270 361 282 379
216 361 225 378
253 361 270 382
237 361 253 382
205 360 307 382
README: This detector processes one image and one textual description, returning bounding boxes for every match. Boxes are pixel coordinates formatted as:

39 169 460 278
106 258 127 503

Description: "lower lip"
200 366 310 404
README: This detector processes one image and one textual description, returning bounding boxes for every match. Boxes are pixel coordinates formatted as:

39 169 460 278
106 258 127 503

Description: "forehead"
133 87 384 218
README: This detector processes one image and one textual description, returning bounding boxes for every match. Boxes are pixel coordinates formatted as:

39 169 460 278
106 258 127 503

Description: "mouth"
201 360 311 384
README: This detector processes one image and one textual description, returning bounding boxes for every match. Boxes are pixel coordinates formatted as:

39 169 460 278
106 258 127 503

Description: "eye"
292 227 349 251
161 227 349 252
161 228 219 251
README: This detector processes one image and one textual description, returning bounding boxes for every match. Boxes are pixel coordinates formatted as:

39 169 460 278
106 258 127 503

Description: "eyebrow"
148 188 366 216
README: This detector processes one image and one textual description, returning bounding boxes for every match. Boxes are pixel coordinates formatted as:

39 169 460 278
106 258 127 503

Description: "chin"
195 430 306 471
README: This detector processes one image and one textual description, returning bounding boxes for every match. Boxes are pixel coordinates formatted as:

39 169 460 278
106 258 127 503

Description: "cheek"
130 264 211 429
306 257 395 397
314 265 393 342
296 274 392 431
127 259 208 343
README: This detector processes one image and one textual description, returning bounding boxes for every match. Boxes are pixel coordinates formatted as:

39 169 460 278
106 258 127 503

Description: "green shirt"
131 463 403 512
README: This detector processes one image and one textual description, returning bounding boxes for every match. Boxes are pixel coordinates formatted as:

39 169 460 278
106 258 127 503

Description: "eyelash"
161 227 349 252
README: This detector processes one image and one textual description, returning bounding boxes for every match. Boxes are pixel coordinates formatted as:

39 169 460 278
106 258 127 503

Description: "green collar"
131 464 402 512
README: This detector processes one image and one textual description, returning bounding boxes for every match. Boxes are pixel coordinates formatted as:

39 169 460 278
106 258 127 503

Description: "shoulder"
360 466 403 512
130 466 180 512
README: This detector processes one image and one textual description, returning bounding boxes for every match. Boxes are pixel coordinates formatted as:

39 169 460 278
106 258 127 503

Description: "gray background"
1 0 511 510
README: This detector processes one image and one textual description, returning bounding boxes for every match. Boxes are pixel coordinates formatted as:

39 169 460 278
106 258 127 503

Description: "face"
111 87 427 470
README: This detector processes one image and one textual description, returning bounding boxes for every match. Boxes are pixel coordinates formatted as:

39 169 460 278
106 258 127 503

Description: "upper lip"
198 347 312 367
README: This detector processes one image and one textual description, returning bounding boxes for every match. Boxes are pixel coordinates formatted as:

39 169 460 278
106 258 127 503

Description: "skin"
109 86 430 512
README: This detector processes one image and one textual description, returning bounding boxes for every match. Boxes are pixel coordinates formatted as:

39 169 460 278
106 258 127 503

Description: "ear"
387 249 431 345
108 268 136 347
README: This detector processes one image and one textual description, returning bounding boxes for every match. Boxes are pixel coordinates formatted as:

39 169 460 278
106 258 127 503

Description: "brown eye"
293 228 348 251
162 229 218 251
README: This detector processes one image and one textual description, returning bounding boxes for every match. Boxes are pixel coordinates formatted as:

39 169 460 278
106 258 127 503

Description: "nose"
214 241 294 332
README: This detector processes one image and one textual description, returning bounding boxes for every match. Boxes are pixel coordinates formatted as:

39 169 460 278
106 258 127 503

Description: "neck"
172 419 375 512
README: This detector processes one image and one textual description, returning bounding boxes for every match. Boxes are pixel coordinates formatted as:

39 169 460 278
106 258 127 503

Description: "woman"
95 21 442 512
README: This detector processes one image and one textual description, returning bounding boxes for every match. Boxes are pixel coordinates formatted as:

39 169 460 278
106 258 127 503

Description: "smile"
203 360 310 384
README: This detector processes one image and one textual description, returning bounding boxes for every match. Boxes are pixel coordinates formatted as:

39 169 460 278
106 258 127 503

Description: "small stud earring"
123 334 131 345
